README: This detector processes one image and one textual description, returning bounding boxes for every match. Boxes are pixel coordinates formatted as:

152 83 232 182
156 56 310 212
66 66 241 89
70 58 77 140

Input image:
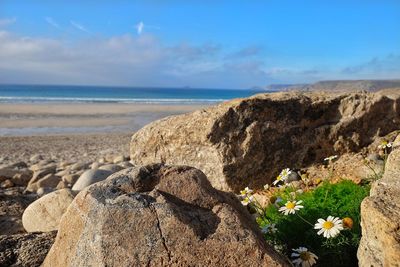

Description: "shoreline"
0 102 209 136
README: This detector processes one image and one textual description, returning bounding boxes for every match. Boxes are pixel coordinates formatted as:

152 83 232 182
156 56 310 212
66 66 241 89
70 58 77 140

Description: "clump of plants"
239 140 394 266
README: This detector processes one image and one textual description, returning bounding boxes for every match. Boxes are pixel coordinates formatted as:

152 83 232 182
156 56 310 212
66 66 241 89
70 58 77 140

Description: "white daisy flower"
240 187 253 197
324 155 338 162
314 216 343 238
273 168 292 185
291 247 318 267
241 195 254 206
261 223 277 234
279 200 304 215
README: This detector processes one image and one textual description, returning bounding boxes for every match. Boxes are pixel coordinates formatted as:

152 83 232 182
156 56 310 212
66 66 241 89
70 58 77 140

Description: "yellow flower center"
299 251 311 261
286 202 295 209
323 221 334 229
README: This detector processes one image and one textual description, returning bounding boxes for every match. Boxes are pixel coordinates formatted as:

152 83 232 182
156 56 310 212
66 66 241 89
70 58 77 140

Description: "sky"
0 0 399 89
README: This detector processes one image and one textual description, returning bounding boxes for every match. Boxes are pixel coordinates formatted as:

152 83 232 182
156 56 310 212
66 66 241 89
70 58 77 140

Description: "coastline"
0 102 209 136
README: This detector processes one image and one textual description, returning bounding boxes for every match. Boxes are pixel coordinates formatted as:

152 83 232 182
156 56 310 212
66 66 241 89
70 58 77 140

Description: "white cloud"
135 21 144 35
0 30 272 88
0 17 16 27
1 29 397 88
45 17 61 30
134 21 160 35
70 21 91 34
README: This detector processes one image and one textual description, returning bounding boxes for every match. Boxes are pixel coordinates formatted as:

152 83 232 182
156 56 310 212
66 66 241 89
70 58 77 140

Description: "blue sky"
0 0 399 89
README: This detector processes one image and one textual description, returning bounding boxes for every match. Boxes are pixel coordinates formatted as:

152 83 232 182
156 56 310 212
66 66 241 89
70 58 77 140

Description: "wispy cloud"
226 45 263 59
45 17 61 30
135 21 144 35
70 20 91 34
0 17 16 27
342 54 400 75
135 21 160 35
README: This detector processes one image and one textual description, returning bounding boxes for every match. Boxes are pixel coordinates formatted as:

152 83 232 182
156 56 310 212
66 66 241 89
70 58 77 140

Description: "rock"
358 134 400 266
0 179 14 188
56 180 69 189
0 231 56 267
130 91 400 191
27 174 61 192
98 164 124 173
36 187 55 196
6 161 28 169
113 155 127 164
43 164 288 266
0 168 20 182
30 162 56 173
104 154 115 163
11 171 33 186
285 171 301 183
118 161 134 168
90 162 100 169
71 169 113 191
69 162 90 171
58 160 72 169
0 188 37 235
22 189 77 232
61 173 80 185
55 169 70 177
26 165 56 192
29 154 43 163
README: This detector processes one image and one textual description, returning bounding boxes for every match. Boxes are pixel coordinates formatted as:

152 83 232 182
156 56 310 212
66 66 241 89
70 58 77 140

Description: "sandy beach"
0 103 208 136
0 102 208 164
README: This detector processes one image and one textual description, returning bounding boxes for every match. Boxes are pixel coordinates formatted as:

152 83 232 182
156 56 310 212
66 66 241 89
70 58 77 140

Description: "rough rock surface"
43 164 288 267
358 134 400 266
0 231 56 267
22 189 77 232
0 188 37 235
130 91 400 191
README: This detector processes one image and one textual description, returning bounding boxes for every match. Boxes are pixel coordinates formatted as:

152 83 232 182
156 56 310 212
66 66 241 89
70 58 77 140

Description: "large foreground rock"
130 91 400 191
43 164 288 266
0 231 56 267
22 189 77 232
358 135 400 266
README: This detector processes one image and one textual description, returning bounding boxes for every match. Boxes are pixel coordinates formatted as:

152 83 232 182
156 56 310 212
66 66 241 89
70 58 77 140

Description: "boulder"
358 134 400 266
130 91 400 191
71 169 113 191
43 164 288 266
0 231 56 267
22 189 77 232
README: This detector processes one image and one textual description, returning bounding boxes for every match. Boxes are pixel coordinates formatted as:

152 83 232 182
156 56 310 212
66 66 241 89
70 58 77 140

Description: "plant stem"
296 213 314 227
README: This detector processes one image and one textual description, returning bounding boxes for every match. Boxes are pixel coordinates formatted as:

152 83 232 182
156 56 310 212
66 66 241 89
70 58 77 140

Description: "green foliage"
257 180 370 267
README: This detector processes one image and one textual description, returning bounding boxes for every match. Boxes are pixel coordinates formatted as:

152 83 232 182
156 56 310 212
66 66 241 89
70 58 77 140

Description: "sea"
0 84 265 104
0 84 269 136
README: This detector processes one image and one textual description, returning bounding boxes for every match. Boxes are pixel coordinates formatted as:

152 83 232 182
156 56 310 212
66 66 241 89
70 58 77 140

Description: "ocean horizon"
0 84 267 104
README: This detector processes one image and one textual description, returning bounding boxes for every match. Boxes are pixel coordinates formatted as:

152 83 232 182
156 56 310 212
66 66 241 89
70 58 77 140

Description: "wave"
0 96 226 104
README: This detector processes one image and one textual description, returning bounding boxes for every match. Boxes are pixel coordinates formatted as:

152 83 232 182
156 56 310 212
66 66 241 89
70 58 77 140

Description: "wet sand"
0 103 208 136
